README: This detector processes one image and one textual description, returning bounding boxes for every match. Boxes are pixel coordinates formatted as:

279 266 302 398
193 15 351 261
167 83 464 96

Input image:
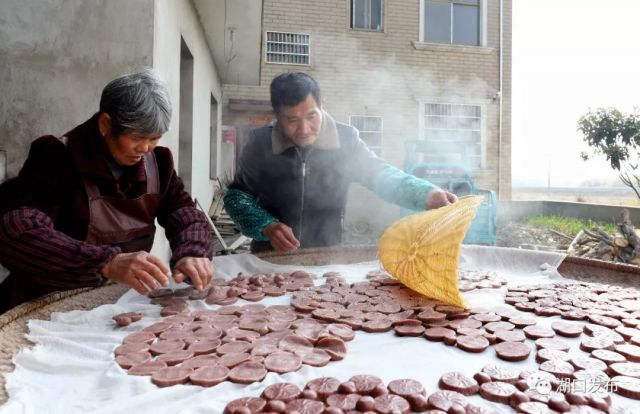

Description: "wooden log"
549 229 574 241
595 241 614 259
617 246 635 263
567 223 640 265
592 227 613 243
584 247 599 257
619 209 640 257
583 228 613 245
567 230 586 255
614 234 629 248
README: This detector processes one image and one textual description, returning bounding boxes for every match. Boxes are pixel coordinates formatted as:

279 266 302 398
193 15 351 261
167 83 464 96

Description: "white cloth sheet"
1 246 635 413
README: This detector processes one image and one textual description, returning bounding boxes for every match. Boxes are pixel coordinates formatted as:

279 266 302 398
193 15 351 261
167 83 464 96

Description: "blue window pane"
453 4 479 45
371 0 383 30
425 2 451 43
353 0 366 28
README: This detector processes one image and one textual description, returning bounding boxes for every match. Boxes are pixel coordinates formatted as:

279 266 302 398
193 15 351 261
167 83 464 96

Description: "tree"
578 108 640 198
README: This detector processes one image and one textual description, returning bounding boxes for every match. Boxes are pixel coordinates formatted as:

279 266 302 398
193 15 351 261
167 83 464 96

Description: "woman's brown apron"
84 151 161 252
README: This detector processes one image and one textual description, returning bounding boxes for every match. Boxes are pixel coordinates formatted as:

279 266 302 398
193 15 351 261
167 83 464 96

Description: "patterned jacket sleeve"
0 208 118 289
223 130 278 241
344 127 439 211
373 165 440 211
223 189 277 241
160 206 214 267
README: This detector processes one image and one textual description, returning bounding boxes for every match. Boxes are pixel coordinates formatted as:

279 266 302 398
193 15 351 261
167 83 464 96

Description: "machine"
403 140 497 245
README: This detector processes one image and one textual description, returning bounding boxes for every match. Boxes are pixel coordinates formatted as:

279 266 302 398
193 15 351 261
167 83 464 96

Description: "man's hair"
270 72 321 114
99 67 172 137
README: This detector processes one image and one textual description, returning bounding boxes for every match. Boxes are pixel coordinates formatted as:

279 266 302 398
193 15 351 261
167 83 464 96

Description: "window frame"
418 101 486 169
264 31 311 66
209 93 220 180
419 0 486 47
349 115 384 156
350 0 384 32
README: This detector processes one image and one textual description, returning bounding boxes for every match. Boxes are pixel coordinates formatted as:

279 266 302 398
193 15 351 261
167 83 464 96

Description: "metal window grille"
422 103 482 168
265 31 310 65
350 115 383 156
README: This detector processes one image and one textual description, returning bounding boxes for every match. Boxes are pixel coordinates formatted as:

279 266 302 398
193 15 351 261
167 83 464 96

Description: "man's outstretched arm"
373 165 456 211
223 188 278 241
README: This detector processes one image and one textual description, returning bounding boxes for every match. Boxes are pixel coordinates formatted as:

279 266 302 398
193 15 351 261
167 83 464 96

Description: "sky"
512 0 640 187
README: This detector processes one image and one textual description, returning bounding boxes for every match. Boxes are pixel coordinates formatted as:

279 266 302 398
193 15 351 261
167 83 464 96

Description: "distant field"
512 187 639 206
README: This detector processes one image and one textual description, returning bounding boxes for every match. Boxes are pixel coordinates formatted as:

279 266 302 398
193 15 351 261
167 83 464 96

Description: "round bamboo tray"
0 245 638 404
0 283 128 403
558 254 640 288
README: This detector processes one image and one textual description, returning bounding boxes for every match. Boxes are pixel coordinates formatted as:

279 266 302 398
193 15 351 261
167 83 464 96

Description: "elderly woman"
0 68 213 312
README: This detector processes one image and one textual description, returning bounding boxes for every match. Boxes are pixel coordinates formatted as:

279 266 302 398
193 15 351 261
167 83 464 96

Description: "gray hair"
99 68 172 137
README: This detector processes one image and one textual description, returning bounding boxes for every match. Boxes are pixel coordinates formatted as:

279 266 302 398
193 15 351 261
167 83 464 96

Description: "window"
350 115 383 156
421 103 483 168
422 0 480 46
351 0 383 31
265 31 310 65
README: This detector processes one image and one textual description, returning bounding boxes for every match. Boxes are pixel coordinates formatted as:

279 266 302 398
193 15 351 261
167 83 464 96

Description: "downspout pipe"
498 0 504 199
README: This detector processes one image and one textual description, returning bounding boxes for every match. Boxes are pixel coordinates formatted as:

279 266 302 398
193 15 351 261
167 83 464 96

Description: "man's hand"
173 257 213 291
425 189 458 210
101 251 170 295
263 222 300 252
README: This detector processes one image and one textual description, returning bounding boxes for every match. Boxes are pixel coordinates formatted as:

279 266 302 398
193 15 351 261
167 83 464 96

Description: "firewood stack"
568 209 640 265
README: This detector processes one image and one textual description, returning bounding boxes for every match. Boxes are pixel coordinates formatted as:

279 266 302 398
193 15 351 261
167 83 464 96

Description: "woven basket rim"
255 244 377 259
562 254 640 275
0 286 94 329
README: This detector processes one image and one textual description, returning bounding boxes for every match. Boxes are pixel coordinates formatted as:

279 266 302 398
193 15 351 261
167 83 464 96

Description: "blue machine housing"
403 140 497 245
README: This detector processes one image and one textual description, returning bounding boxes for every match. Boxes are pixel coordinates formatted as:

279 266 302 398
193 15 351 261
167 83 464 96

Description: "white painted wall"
0 0 154 178
151 0 223 261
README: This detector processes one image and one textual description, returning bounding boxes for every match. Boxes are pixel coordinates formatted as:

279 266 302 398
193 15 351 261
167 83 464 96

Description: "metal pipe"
0 149 6 183
498 0 504 199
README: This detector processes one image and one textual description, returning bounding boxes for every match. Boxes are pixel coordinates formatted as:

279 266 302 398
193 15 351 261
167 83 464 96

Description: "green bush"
523 216 617 237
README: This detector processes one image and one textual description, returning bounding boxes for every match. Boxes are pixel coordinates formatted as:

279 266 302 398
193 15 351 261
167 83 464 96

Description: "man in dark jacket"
224 72 456 253
0 69 213 312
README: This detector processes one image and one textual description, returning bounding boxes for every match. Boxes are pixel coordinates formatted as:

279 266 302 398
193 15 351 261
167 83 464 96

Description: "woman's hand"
101 251 170 295
173 257 213 291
